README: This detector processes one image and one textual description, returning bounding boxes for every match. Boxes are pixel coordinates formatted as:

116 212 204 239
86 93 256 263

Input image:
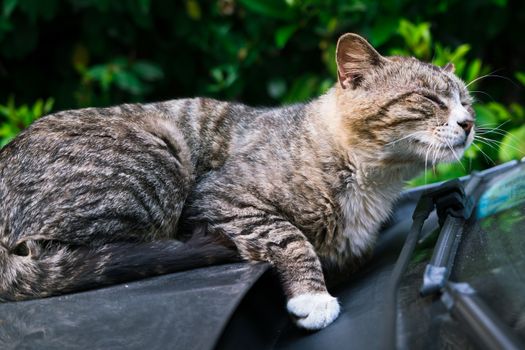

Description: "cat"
0 33 474 330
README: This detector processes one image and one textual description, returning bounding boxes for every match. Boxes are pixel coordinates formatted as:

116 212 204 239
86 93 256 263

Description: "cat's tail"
0 234 240 302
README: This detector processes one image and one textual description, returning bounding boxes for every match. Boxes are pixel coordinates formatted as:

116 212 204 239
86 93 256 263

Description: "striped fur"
0 34 474 329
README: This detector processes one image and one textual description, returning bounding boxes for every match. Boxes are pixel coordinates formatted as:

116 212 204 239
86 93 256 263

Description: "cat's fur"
0 34 474 330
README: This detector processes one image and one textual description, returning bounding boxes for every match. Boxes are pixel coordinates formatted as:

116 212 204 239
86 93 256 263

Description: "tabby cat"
0 33 474 330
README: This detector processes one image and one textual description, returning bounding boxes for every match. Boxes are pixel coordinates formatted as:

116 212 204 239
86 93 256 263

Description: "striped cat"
0 33 474 330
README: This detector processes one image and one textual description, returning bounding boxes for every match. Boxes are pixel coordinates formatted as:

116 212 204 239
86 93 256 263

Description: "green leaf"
0 123 15 137
86 64 115 92
0 123 18 147
509 103 524 121
43 98 54 114
491 0 507 6
397 20 432 59
132 61 164 81
17 105 29 124
275 24 298 49
3 0 18 17
0 97 53 147
466 59 482 86
474 104 498 127
32 99 43 119
86 65 108 81
137 0 150 13
238 0 295 20
408 162 468 187
185 0 201 20
282 74 319 103
113 70 145 95
451 44 471 61
369 17 399 47
318 78 334 94
322 43 337 77
464 146 478 159
0 104 9 117
498 125 525 162
207 65 239 92
487 102 511 122
4 100 17 123
210 67 224 82
515 71 525 86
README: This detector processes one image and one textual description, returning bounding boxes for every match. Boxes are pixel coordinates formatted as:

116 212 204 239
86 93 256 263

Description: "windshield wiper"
419 174 480 296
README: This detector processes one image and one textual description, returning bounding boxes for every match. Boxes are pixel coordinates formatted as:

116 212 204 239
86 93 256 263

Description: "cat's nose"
457 120 474 135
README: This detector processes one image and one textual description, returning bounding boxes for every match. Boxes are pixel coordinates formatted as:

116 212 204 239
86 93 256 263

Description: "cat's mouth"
411 138 468 163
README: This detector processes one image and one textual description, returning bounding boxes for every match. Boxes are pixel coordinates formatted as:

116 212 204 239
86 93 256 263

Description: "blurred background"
0 0 523 185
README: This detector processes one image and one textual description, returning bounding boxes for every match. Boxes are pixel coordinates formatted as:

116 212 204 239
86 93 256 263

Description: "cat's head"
333 33 475 166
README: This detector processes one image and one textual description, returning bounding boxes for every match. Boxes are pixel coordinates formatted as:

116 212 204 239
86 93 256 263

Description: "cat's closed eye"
421 93 447 109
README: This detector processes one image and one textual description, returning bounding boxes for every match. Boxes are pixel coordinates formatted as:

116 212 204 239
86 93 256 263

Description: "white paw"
287 293 340 330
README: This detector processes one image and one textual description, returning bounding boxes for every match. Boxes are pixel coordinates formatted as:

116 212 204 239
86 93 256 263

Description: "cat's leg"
226 218 340 330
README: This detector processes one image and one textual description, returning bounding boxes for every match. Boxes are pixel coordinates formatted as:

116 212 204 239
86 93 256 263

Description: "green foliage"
76 56 164 106
0 97 54 146
0 0 524 185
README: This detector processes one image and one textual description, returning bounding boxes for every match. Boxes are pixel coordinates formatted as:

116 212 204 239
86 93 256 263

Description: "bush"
0 97 54 147
0 0 523 184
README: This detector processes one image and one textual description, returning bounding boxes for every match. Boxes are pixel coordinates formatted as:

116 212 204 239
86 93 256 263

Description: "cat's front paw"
287 292 340 330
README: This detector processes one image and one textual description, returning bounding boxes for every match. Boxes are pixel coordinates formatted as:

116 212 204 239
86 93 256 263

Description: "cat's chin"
440 145 466 161
409 139 468 164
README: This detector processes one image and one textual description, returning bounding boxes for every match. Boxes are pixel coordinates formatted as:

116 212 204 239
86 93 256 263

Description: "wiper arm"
420 174 480 296
442 282 524 350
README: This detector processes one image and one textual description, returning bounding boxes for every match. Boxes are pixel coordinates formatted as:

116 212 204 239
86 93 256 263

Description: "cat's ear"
336 33 386 89
443 63 455 73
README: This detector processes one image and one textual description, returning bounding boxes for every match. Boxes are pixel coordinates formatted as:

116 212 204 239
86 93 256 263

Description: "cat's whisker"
466 70 516 88
478 130 525 149
475 122 501 128
476 138 513 160
474 138 499 152
468 90 494 102
474 138 499 150
475 122 511 132
471 142 497 166
476 128 500 135
475 130 508 138
424 143 432 185
444 139 465 170
429 143 435 168
475 135 525 155
431 141 439 168
478 128 513 138
466 72 499 88
474 134 501 143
